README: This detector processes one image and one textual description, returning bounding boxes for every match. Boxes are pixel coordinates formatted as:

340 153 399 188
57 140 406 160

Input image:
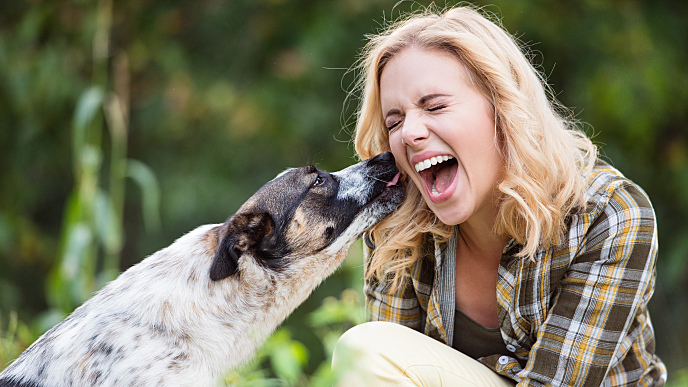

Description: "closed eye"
387 120 401 131
427 104 447 112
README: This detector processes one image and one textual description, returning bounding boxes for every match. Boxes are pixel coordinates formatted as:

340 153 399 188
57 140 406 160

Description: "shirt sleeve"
518 183 659 386
363 235 425 331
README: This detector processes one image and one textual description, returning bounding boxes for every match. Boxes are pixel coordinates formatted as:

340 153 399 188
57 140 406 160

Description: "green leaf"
126 159 161 232
93 188 122 255
72 87 104 167
48 221 93 312
265 329 308 383
309 290 367 327
269 342 307 383
61 222 92 281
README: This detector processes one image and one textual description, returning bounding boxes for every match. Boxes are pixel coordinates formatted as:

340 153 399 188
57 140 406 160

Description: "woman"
331 6 667 386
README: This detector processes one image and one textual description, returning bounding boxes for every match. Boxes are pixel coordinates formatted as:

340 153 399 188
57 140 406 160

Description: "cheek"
388 132 411 172
388 131 427 195
388 130 404 159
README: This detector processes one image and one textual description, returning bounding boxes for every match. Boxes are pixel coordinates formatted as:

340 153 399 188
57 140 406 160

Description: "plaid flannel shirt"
364 162 667 386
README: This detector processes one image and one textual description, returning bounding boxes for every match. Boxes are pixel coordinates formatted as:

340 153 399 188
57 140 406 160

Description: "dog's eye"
313 175 326 187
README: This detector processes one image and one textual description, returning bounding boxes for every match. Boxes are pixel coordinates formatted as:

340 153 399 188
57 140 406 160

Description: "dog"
0 152 403 387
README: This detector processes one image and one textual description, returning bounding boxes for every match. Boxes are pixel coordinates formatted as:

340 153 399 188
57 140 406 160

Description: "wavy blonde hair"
353 6 597 290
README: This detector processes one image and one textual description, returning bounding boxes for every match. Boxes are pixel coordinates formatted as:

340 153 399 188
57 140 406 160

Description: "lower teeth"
431 182 439 196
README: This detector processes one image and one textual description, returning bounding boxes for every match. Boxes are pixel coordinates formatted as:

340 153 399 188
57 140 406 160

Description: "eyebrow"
384 108 402 119
418 93 449 105
384 93 450 119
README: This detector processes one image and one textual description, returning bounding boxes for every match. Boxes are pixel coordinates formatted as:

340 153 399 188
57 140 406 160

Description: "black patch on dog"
209 212 276 281
0 378 43 387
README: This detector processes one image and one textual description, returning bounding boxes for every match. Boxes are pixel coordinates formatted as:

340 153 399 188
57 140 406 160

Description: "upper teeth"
415 155 454 173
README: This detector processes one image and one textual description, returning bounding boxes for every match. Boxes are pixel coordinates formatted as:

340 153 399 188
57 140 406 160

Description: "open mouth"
415 155 458 198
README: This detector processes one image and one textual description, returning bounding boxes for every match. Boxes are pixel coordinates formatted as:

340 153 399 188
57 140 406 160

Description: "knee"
332 322 404 386
333 321 410 366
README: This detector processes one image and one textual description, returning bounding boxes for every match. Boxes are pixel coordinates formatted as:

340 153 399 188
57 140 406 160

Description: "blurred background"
0 0 686 385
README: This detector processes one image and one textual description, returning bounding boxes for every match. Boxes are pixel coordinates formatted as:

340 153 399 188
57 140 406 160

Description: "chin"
427 200 469 227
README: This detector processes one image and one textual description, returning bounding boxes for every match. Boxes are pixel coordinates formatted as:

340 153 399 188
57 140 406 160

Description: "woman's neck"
456 217 508 265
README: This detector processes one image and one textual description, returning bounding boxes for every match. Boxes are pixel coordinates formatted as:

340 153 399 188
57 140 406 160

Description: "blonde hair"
353 6 597 290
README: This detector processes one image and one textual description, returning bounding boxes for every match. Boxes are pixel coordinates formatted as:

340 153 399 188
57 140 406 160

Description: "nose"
401 113 429 146
366 151 395 166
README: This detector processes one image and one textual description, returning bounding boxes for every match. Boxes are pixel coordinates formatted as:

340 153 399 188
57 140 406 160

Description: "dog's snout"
368 151 395 165
366 152 398 179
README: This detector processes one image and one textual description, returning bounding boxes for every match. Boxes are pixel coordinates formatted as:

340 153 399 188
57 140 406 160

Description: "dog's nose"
369 151 394 164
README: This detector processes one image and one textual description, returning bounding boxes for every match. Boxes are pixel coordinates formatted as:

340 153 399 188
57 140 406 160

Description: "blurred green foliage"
0 0 686 384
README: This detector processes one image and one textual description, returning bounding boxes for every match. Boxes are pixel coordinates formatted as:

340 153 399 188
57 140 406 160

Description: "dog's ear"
209 212 275 281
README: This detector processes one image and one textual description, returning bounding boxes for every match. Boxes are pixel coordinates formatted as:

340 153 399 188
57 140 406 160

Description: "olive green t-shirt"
451 308 511 360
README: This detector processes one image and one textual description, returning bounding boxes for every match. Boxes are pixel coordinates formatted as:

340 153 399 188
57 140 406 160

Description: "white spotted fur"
0 154 402 387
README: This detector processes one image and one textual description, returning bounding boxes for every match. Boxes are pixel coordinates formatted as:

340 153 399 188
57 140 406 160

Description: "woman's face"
380 46 505 226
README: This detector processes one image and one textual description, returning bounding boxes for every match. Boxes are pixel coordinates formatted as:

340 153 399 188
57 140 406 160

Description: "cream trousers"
332 321 515 387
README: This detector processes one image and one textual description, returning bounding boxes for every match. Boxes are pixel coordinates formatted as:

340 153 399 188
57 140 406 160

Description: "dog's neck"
98 225 349 376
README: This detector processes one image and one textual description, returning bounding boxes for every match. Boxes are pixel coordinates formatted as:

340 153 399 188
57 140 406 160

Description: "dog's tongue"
386 172 401 187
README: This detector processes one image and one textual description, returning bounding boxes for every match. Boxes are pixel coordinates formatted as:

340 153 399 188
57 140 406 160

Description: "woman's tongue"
422 162 458 196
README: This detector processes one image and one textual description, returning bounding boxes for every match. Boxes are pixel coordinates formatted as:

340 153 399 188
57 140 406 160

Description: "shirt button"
506 344 516 352
498 356 510 365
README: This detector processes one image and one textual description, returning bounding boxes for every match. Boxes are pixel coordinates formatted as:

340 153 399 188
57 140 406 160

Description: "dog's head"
209 152 404 281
